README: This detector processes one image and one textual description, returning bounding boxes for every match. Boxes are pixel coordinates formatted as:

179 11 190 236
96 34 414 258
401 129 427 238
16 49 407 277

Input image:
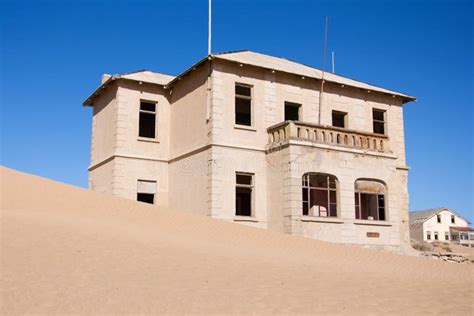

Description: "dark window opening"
137 193 154 204
437 214 441 223
354 180 386 221
445 232 449 241
434 232 439 240
451 215 455 224
235 84 252 126
285 102 301 121
139 101 156 138
302 173 338 217
427 231 431 240
236 173 253 216
332 111 347 128
372 109 386 135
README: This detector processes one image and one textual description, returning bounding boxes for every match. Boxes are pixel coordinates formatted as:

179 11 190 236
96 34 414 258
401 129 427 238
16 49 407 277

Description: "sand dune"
1 166 472 314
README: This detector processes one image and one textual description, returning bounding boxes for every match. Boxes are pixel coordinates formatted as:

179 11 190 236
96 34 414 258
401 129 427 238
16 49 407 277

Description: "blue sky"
1 0 472 221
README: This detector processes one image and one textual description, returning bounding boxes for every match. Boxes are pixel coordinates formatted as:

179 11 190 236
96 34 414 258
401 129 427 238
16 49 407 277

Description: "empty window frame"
437 214 441 223
426 231 431 240
372 109 386 135
139 101 157 138
332 110 347 128
137 180 157 204
434 232 439 240
445 232 449 241
451 215 455 224
302 173 338 217
235 173 253 216
285 102 301 121
354 180 386 221
235 83 252 126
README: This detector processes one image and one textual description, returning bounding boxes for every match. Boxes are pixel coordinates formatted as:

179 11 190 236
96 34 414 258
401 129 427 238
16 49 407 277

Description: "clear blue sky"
1 0 472 222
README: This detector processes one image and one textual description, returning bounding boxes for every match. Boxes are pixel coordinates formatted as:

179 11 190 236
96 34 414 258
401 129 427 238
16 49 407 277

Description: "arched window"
302 173 338 217
354 179 386 221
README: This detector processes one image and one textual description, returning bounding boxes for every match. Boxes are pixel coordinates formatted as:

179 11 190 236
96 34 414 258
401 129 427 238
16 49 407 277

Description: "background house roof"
213 50 416 102
409 207 471 224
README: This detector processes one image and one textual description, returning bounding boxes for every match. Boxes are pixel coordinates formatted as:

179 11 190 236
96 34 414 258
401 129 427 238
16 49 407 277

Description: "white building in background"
83 50 417 251
409 207 473 247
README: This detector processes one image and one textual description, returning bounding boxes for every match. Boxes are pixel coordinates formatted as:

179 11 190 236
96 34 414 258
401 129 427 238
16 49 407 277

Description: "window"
332 110 347 128
434 232 439 240
302 173 338 217
451 215 455 224
236 173 253 216
372 109 386 135
354 180 386 221
437 214 441 223
137 180 156 204
426 231 431 240
285 102 301 121
235 83 252 126
445 232 449 241
139 101 156 138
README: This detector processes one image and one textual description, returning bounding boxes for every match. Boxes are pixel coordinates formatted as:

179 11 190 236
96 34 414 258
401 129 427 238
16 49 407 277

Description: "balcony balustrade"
267 121 389 153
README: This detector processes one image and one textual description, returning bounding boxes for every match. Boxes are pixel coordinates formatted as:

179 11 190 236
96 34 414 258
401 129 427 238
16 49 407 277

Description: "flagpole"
208 0 212 55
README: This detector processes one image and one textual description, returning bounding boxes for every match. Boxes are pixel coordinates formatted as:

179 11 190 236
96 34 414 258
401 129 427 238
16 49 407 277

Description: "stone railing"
267 121 389 153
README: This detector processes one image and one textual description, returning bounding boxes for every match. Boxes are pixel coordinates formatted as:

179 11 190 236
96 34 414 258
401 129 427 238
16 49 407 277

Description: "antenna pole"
318 16 328 124
208 0 212 55
332 50 335 73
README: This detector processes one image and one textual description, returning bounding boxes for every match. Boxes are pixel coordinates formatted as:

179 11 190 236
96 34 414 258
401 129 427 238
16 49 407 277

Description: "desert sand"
1 166 473 314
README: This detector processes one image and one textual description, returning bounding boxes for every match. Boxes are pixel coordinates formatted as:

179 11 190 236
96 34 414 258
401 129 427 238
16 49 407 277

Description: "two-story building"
83 50 416 251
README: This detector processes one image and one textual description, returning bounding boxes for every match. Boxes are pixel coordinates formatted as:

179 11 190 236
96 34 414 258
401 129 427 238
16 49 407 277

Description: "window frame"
426 231 431 240
434 231 439 240
136 179 157 205
138 100 158 139
354 179 387 221
451 215 455 224
437 214 441 223
235 172 254 217
302 173 338 218
234 83 254 128
332 110 347 128
445 232 449 241
372 108 386 135
284 101 301 121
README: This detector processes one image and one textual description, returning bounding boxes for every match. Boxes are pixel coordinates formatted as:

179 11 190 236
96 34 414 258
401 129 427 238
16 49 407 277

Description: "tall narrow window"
437 214 441 223
372 109 386 135
332 110 347 128
285 102 301 121
302 173 338 217
137 180 157 204
236 173 253 216
354 180 386 221
445 232 449 241
434 232 439 240
426 231 431 240
139 101 156 138
451 215 455 224
235 83 252 126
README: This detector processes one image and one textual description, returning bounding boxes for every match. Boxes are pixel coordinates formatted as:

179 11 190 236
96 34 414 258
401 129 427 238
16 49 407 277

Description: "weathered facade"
84 50 416 251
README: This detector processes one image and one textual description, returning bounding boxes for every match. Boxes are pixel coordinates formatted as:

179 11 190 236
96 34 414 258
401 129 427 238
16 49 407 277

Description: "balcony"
267 121 390 153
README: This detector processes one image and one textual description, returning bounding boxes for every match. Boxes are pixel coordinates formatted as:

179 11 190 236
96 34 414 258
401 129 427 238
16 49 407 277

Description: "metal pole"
318 16 328 124
332 50 335 73
208 0 212 55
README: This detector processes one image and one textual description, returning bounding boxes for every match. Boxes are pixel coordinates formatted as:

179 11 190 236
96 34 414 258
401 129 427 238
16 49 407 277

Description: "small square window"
285 102 301 121
332 111 347 128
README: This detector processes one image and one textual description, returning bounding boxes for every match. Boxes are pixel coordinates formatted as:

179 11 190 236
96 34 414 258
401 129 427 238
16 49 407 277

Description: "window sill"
137 137 160 144
301 216 343 223
233 216 258 222
354 219 392 227
234 125 257 132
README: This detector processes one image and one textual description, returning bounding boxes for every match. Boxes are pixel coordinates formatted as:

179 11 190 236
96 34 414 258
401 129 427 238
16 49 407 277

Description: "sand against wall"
1 167 473 314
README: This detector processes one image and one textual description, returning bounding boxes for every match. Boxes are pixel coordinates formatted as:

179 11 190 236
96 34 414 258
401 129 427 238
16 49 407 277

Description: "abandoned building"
83 50 417 250
410 208 473 247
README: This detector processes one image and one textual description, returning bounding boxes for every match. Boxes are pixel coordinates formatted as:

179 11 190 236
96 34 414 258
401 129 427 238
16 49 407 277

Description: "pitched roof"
409 207 471 224
84 50 416 106
212 50 416 102
83 70 175 106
